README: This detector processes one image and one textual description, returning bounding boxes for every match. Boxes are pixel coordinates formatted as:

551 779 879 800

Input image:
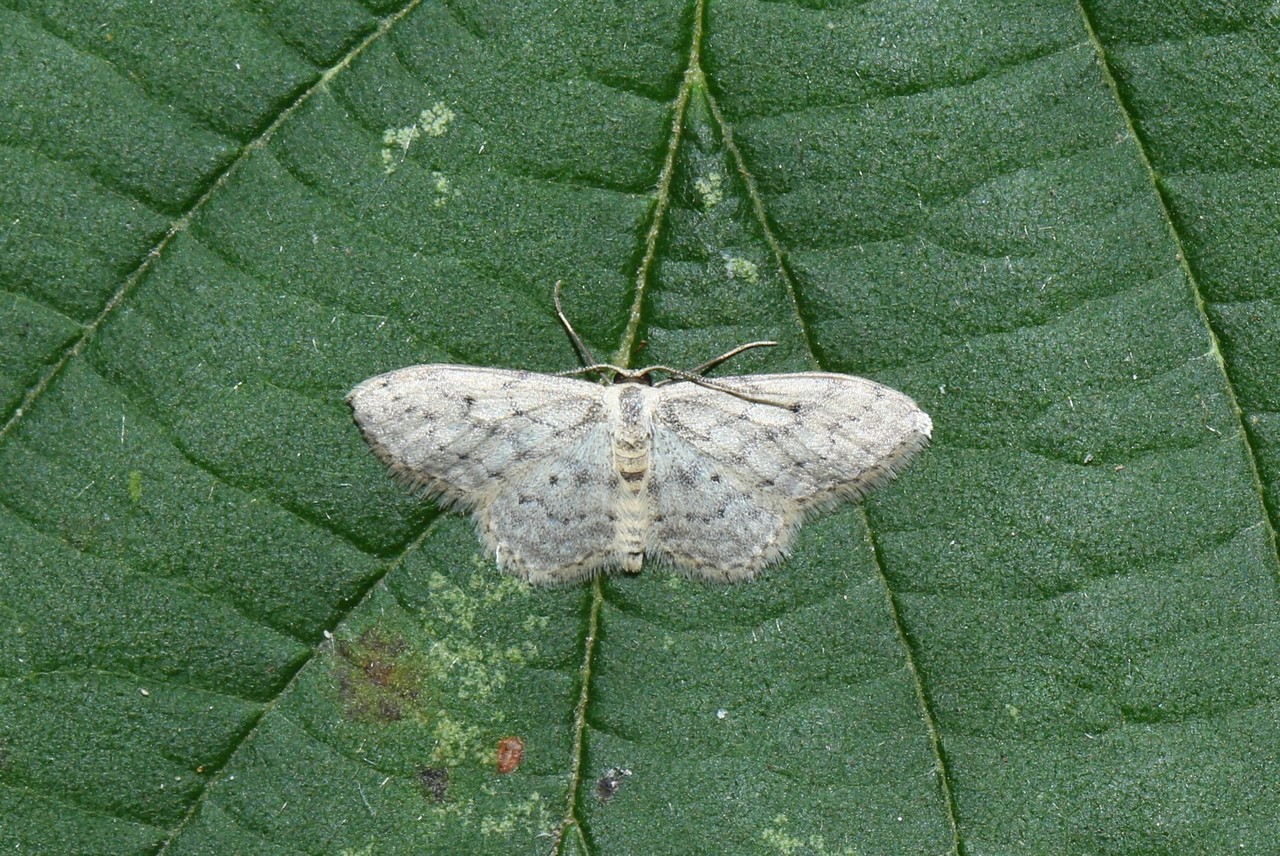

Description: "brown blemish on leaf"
416 765 449 803
333 627 425 722
496 736 524 774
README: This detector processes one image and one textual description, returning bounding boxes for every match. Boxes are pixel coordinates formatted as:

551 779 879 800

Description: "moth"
348 287 931 584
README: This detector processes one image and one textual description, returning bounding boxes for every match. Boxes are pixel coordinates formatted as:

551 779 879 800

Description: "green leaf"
2 1 1278 854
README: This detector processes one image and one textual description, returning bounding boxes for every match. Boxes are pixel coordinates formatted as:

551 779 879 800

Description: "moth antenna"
650 367 795 408
553 280 599 368
557 362 635 382
689 341 778 376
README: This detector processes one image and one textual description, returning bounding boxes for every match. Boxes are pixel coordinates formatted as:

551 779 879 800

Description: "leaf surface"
1 1 1277 854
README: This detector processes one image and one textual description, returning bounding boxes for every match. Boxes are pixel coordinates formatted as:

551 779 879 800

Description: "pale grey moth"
347 291 931 584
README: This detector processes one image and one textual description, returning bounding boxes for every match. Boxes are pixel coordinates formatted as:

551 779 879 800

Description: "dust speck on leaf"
595 766 632 802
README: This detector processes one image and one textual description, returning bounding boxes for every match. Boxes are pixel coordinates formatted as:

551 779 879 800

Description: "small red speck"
496 736 524 774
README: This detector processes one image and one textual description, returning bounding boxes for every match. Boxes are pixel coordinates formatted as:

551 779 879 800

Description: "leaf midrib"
555 0 960 852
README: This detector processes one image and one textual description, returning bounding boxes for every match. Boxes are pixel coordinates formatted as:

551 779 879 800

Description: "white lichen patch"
417 570 537 764
431 171 461 206
430 712 484 767
423 572 535 702
522 613 551 633
695 172 725 207
339 844 375 856
479 790 552 837
380 101 457 174
761 814 857 856
723 255 760 282
418 102 456 136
